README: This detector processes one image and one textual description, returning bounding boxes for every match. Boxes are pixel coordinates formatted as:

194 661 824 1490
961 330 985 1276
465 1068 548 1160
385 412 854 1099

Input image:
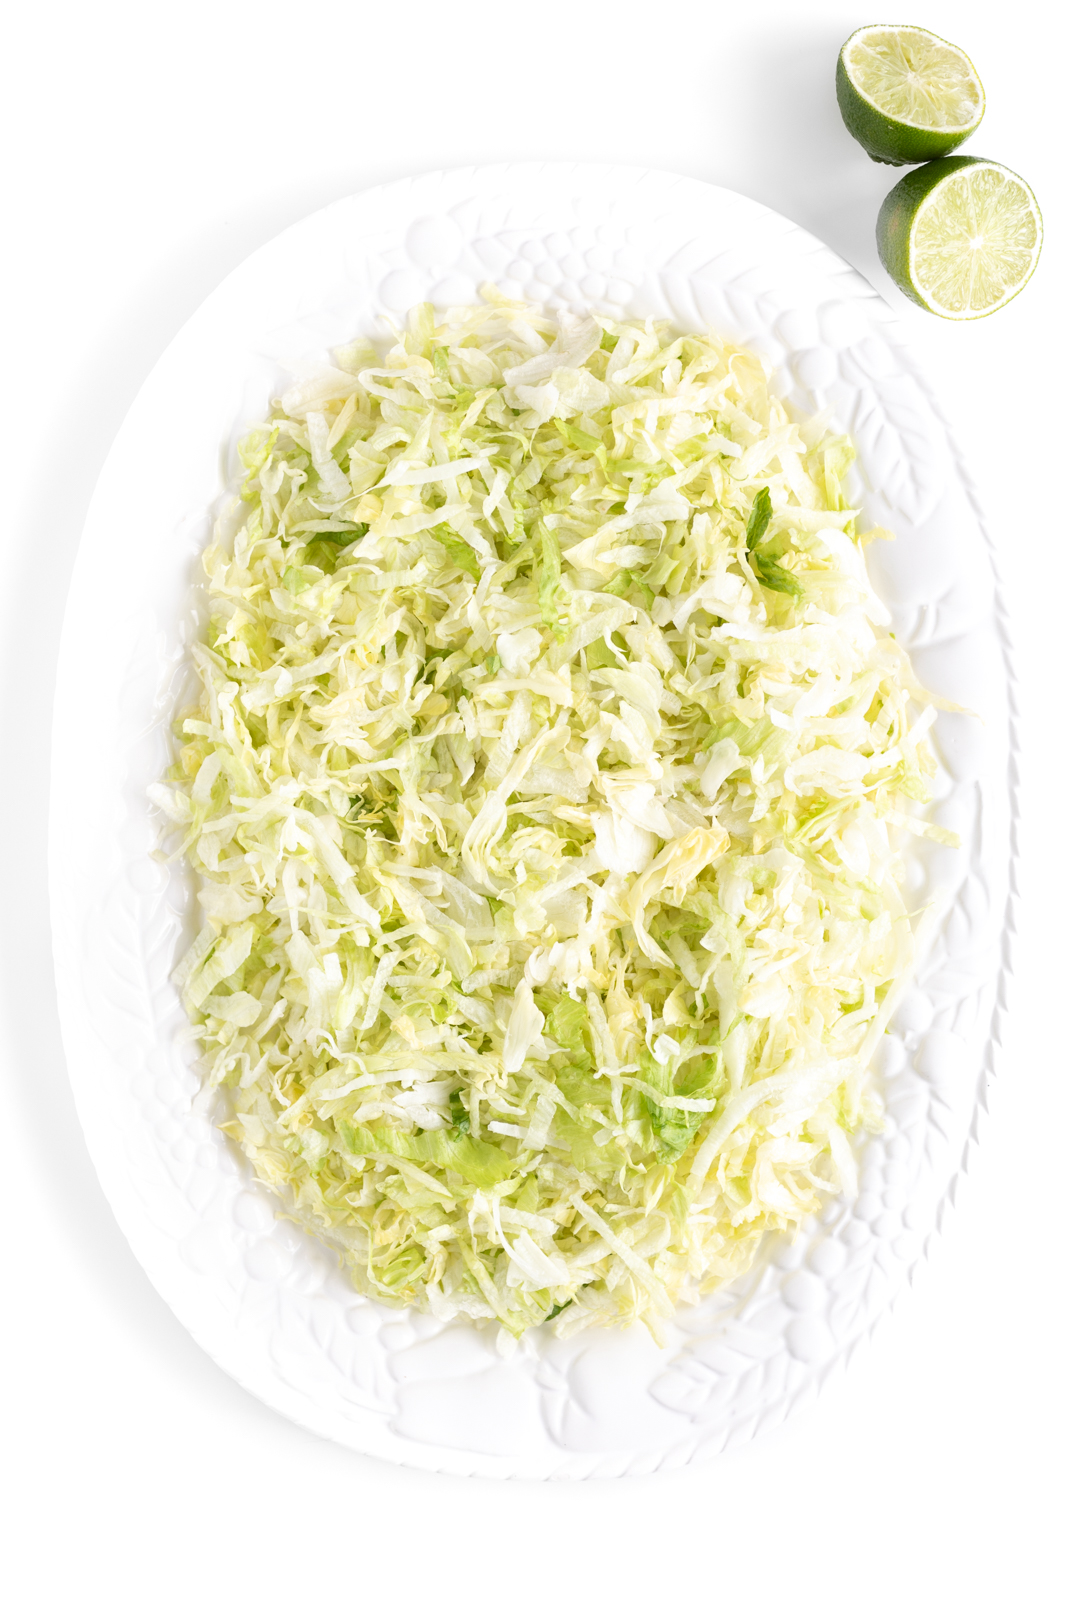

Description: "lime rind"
837 24 984 166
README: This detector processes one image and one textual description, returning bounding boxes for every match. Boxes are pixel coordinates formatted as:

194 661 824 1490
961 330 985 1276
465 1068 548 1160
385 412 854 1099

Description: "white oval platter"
49 163 1014 1479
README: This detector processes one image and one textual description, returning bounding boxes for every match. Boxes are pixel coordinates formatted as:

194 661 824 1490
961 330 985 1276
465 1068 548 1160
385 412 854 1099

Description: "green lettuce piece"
744 486 802 597
537 527 567 637
340 1122 514 1191
752 548 804 598
433 522 482 581
745 485 773 550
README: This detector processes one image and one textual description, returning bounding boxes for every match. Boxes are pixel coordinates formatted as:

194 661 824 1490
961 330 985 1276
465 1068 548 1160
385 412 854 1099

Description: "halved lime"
877 156 1042 318
837 24 984 165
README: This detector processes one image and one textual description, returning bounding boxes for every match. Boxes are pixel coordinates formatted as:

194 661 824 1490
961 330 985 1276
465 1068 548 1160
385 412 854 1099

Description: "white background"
2 2 1075 1615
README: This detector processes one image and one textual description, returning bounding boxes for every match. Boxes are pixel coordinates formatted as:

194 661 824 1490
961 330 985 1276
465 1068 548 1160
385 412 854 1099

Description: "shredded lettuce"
156 290 945 1339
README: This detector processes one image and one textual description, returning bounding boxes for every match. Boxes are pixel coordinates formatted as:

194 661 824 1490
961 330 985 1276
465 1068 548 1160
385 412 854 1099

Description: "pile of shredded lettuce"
156 291 945 1339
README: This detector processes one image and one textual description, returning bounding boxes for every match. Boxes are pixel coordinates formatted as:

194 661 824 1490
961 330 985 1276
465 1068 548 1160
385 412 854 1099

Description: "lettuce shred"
158 291 943 1338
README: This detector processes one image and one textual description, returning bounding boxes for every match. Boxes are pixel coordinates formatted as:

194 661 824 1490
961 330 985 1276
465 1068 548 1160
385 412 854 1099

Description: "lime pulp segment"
843 25 983 132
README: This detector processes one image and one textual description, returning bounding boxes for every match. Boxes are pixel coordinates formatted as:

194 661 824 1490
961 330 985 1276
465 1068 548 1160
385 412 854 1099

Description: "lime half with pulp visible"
877 155 1042 318
837 23 984 165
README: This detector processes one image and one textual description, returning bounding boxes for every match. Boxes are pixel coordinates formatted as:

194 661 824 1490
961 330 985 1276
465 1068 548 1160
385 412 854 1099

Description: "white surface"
1 0 1075 1608
51 162 1011 1476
